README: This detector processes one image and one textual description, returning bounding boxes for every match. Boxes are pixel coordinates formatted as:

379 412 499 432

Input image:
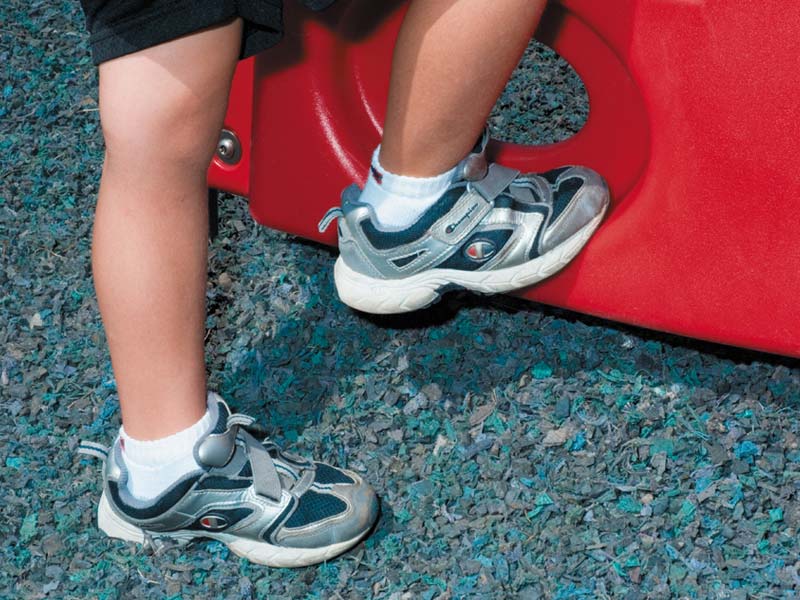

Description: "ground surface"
2 2 800 599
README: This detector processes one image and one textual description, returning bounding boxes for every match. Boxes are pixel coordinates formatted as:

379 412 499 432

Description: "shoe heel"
98 492 145 544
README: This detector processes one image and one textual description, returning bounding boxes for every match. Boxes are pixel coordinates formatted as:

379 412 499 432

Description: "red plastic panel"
213 0 800 357
207 56 254 197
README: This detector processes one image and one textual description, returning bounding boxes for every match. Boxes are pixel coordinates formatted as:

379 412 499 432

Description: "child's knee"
101 85 224 173
96 21 241 173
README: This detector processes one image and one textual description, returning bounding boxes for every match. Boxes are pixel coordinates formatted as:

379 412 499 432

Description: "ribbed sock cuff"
360 146 460 228
119 396 218 468
371 146 457 198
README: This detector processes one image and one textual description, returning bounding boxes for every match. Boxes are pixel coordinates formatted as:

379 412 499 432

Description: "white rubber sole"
334 208 607 314
97 492 373 568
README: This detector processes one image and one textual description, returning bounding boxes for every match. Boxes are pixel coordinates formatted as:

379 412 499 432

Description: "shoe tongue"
456 129 490 182
209 399 230 435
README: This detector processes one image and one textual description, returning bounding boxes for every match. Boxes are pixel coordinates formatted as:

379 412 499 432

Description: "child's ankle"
359 145 457 228
119 397 217 500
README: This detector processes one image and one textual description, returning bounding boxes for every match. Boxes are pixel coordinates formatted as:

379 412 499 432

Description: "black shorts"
80 0 336 65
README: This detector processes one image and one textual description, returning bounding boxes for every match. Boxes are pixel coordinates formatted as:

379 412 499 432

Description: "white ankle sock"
119 396 218 501
360 146 458 228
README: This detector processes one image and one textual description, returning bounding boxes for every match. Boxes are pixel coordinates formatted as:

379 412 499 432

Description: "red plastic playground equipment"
207 0 800 358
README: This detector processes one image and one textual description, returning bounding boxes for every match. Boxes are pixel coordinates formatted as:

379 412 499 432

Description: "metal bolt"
218 139 233 158
216 129 241 165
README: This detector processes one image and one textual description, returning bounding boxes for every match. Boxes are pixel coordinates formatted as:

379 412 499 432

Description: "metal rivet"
216 129 241 165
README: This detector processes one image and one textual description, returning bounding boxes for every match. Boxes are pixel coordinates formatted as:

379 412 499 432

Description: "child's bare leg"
381 0 547 176
80 10 381 558
92 20 242 440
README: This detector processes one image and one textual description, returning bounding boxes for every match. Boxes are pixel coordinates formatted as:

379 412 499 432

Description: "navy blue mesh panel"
540 166 570 184
195 476 251 491
551 177 583 221
361 187 465 250
238 462 253 478
284 491 347 528
314 463 355 485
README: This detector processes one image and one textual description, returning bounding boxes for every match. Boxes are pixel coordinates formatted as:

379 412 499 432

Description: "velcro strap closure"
242 430 283 502
430 190 492 245
471 164 520 202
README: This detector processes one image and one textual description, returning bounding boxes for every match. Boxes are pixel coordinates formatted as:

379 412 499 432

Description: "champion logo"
465 240 496 262
199 514 229 530
370 166 383 185
445 203 479 234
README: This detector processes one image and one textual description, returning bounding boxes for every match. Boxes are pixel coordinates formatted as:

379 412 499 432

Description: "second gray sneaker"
78 393 379 568
319 130 610 314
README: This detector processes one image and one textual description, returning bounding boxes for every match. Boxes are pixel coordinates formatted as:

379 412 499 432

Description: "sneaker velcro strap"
241 430 283 503
471 164 521 202
430 189 493 245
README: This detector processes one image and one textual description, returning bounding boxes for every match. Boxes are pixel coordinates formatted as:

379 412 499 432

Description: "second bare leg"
380 0 547 176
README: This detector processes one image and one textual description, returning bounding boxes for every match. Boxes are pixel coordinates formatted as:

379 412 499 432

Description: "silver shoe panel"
540 167 608 254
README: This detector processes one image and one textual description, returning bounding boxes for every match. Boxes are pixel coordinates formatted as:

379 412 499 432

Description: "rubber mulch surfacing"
2 2 800 599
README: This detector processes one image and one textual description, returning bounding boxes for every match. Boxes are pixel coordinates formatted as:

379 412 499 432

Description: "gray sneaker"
78 393 379 568
318 130 610 314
